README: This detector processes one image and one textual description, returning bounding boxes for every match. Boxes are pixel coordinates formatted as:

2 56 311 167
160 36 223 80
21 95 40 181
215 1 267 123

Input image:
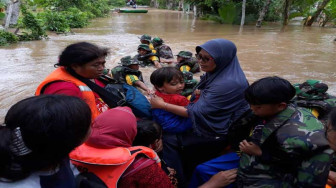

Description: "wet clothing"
149 43 155 51
35 67 108 119
136 54 159 67
293 80 336 124
188 39 249 138
0 159 78 188
176 58 200 73
155 44 174 59
126 75 139 85
111 66 144 85
237 105 333 188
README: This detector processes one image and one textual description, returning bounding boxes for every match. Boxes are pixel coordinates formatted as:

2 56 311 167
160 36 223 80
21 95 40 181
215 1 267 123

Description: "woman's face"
71 56 106 79
196 49 216 72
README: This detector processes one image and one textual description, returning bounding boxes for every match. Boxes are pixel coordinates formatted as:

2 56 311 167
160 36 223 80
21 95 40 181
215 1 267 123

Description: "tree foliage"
19 4 47 40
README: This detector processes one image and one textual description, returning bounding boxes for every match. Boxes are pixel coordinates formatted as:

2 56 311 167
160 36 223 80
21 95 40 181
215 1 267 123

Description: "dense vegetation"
146 0 336 26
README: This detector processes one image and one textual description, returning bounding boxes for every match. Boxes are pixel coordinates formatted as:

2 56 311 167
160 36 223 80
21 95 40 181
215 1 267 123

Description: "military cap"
121 55 140 66
152 37 164 46
137 44 151 52
176 51 192 59
294 79 329 100
139 34 152 42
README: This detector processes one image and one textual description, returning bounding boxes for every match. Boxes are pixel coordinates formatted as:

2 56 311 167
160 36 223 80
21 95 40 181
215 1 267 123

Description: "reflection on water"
0 8 335 120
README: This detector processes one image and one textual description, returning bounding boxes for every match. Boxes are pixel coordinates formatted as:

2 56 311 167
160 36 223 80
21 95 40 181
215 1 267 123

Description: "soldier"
176 51 200 73
139 34 155 51
152 37 174 64
293 79 336 124
136 44 161 68
237 76 333 187
111 55 151 94
181 71 198 99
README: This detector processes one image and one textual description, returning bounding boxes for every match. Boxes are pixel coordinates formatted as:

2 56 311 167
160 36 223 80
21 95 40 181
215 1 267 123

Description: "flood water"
0 8 335 121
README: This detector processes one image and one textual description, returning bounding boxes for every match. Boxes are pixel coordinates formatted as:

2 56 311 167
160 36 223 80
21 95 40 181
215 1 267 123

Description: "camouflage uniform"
293 80 336 124
237 104 333 188
175 51 200 73
111 56 144 84
152 37 174 59
181 71 198 97
139 34 155 51
136 44 159 67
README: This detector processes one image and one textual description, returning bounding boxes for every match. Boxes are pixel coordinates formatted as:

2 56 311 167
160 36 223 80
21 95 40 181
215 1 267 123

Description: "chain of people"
0 37 336 188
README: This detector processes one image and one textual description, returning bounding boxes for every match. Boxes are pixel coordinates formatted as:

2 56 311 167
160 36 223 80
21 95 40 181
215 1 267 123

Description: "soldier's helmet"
137 44 152 52
294 79 329 100
176 51 192 59
152 37 164 46
139 34 152 42
182 71 193 81
121 55 140 66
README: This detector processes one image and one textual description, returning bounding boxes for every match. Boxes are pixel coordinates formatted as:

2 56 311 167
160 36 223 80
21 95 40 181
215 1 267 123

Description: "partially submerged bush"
0 30 19 46
64 8 90 28
37 11 70 33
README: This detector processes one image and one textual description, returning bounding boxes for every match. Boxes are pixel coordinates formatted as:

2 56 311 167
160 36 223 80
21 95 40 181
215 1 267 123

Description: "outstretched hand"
199 169 237 188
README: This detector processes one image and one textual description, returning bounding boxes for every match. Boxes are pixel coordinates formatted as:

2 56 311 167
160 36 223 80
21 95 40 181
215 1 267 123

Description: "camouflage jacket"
176 58 200 73
237 104 333 188
111 66 143 84
155 44 174 59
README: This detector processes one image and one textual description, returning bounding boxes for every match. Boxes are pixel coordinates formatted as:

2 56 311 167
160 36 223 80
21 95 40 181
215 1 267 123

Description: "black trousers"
162 131 227 188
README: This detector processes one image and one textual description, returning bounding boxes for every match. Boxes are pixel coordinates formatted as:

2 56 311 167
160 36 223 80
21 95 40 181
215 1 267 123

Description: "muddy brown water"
0 8 335 121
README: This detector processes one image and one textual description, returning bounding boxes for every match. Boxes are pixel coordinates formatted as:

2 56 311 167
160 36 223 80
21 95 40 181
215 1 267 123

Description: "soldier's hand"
199 169 237 188
239 140 262 156
194 89 201 96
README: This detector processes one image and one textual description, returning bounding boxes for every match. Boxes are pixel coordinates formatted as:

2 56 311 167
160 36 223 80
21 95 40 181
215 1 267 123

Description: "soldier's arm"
296 149 333 188
134 80 151 94
160 57 175 64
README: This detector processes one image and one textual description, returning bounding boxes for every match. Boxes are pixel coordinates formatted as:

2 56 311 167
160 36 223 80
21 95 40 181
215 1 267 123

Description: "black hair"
245 76 296 105
150 67 184 88
0 95 91 181
329 108 336 130
133 120 162 147
55 42 109 67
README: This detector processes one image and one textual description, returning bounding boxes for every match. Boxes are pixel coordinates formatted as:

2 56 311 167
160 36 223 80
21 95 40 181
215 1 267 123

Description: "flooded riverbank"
0 8 335 120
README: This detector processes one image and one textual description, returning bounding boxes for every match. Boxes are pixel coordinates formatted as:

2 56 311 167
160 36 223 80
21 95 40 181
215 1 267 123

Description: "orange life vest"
69 144 160 188
35 67 100 119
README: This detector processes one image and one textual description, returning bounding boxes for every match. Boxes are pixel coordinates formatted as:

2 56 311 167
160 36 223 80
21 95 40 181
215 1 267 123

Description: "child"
133 119 178 187
150 67 190 108
111 55 151 94
0 95 91 187
137 44 161 68
237 76 332 187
